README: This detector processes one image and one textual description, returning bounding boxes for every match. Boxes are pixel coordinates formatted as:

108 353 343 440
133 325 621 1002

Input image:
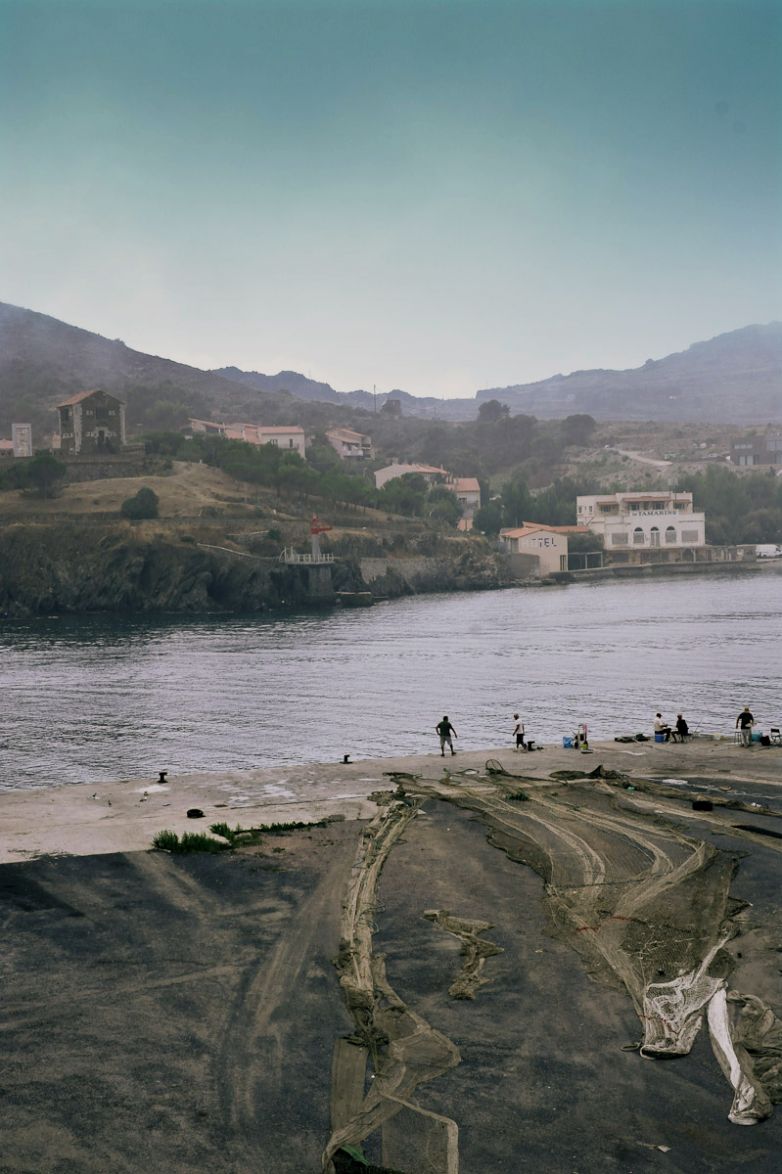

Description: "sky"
1 0 780 397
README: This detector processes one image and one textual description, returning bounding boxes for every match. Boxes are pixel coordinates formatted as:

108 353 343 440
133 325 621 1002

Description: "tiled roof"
453 477 480 492
326 427 369 443
56 389 124 407
501 522 589 538
383 463 448 475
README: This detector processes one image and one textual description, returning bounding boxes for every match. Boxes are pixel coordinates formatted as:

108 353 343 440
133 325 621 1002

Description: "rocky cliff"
0 525 519 617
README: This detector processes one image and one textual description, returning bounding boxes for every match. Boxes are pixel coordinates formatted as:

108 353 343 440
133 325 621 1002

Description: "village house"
188 419 306 457
452 477 481 530
56 390 126 455
577 490 706 562
500 523 589 575
730 429 782 468
0 439 14 459
325 427 374 460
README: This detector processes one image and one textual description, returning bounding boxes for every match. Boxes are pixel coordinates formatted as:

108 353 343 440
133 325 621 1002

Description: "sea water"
1 569 780 790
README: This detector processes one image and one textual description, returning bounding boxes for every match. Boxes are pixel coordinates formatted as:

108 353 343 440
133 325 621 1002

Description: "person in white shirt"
654 713 672 742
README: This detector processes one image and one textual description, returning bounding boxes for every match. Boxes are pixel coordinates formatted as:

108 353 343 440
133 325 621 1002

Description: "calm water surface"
1 570 780 791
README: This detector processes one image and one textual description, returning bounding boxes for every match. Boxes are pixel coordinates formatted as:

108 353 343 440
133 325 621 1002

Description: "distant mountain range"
476 323 782 422
1 300 780 433
212 366 474 420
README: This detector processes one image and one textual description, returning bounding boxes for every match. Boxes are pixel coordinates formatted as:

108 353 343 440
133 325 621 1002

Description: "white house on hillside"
325 427 374 460
577 491 705 558
189 418 306 457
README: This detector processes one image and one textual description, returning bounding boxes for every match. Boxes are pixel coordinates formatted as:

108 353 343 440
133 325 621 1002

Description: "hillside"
0 302 291 437
213 366 476 420
1 301 780 438
477 323 782 422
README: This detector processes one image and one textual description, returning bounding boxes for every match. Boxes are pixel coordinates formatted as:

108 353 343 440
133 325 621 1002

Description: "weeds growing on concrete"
152 818 332 854
152 830 230 854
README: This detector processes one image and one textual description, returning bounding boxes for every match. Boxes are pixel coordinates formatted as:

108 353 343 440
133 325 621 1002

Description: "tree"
306 439 343 475
500 473 532 528
560 414 597 447
121 486 159 519
24 454 67 498
377 473 428 516
478 399 510 423
426 486 462 527
473 500 504 535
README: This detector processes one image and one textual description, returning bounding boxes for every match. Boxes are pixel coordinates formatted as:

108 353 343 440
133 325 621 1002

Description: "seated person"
654 712 672 741
671 714 689 742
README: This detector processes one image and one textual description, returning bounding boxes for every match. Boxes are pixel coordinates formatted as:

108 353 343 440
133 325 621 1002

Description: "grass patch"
506 789 530 801
152 829 231 854
255 819 330 835
153 818 333 854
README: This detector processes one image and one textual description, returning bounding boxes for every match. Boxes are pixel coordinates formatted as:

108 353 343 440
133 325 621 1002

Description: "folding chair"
770 727 782 745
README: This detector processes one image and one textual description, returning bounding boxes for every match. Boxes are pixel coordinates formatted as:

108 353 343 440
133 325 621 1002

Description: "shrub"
152 829 229 853
121 486 159 519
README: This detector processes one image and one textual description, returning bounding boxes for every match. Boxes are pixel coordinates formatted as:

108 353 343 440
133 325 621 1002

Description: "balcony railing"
280 548 335 565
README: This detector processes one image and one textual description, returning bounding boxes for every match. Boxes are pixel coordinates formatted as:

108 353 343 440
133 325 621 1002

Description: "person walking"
736 706 755 747
513 714 526 752
435 715 458 756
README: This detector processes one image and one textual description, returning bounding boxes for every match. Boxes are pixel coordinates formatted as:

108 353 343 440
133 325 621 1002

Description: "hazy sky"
2 0 780 396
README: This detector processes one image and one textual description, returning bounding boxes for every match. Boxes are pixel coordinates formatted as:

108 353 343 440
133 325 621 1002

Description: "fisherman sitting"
671 714 689 743
654 713 672 742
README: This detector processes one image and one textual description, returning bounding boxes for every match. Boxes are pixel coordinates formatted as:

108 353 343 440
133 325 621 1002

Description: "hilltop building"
577 491 705 562
56 390 126 455
188 418 306 457
325 427 374 460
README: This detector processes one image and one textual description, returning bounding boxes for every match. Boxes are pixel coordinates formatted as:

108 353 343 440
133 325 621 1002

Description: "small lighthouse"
310 515 333 561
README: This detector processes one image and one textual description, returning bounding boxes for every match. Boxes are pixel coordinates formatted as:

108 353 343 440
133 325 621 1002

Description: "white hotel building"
577 491 706 560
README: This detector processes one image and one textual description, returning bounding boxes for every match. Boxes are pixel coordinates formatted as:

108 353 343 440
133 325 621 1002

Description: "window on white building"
611 533 628 545
682 529 699 543
665 526 676 544
633 527 645 545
